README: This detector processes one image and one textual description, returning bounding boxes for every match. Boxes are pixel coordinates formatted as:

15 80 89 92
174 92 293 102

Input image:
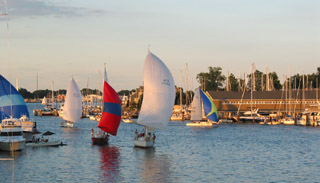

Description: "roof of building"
207 90 319 100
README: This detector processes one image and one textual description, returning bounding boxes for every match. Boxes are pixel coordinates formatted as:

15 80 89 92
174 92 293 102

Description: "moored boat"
0 118 25 152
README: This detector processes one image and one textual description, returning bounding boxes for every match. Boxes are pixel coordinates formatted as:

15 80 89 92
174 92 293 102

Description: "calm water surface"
1 103 320 182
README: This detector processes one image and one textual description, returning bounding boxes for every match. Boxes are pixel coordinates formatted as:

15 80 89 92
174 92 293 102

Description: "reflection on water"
134 148 172 183
0 151 23 182
99 145 121 182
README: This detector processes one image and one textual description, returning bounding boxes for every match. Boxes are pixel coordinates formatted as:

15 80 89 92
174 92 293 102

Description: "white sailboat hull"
186 121 213 127
283 120 295 125
133 137 154 148
0 140 25 151
122 118 134 123
60 121 74 128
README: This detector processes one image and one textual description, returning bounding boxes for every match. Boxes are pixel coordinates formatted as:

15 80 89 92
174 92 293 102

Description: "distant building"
129 86 144 106
207 90 320 113
83 94 102 104
120 95 129 106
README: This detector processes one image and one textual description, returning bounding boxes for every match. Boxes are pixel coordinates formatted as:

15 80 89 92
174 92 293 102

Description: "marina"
1 104 320 182
0 0 319 182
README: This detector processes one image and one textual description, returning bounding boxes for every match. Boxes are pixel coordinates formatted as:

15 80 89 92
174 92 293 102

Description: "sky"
0 0 319 92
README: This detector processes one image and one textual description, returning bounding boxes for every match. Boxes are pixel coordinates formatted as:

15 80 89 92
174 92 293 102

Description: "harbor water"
1 103 320 182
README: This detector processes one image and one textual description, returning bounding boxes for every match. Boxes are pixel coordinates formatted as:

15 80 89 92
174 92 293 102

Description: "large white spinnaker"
137 51 175 131
63 77 82 123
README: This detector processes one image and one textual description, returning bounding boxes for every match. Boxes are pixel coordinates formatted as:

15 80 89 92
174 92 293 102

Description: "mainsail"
190 88 202 121
0 75 29 120
41 96 47 105
63 77 82 123
137 51 175 130
200 90 218 122
98 71 122 136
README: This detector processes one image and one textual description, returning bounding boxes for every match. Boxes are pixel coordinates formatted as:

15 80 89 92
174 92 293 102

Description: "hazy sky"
0 0 319 92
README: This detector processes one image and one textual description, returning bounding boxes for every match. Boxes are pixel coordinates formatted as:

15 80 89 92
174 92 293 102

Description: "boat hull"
92 137 108 145
60 121 74 128
133 137 154 148
186 121 213 127
122 119 134 123
26 141 62 147
0 140 25 151
283 120 295 125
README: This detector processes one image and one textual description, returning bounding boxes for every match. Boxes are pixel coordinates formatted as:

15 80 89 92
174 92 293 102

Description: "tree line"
18 67 320 99
196 66 320 92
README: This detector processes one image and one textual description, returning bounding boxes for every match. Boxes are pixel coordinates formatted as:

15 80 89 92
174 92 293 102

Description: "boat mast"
289 68 292 115
266 67 270 91
180 70 182 110
186 63 189 107
52 80 54 109
226 71 230 91
251 63 254 117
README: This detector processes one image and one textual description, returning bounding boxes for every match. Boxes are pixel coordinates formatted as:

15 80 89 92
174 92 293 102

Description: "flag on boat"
98 80 122 136
200 90 219 122
0 75 29 120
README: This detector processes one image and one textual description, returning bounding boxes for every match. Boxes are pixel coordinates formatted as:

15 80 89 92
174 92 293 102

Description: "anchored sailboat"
186 88 219 127
60 77 82 127
92 65 122 145
133 51 175 148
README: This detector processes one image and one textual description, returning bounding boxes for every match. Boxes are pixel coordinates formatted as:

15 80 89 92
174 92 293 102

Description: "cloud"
3 0 105 18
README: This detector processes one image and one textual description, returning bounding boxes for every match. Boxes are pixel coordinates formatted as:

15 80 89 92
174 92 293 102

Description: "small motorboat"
26 140 63 147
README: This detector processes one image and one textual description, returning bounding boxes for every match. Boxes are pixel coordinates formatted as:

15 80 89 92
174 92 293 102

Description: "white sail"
63 77 82 123
41 96 47 105
190 88 202 121
137 51 175 130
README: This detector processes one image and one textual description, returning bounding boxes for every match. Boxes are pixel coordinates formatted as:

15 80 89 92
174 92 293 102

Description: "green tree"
197 66 225 91
270 72 282 90
19 88 33 99
118 90 130 96
229 73 239 91
247 70 281 91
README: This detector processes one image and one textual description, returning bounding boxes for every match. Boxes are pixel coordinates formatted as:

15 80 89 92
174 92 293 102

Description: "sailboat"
91 65 122 145
41 96 47 105
60 77 82 127
133 51 175 148
0 75 28 151
186 88 219 127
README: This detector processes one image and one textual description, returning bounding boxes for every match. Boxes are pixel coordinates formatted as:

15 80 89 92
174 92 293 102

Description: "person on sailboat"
135 129 138 139
153 133 156 141
91 128 94 137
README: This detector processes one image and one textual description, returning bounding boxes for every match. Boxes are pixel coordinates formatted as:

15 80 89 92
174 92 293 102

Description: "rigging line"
2 0 13 117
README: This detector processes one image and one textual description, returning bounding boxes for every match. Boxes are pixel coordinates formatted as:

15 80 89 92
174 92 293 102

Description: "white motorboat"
0 118 26 152
296 112 312 126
